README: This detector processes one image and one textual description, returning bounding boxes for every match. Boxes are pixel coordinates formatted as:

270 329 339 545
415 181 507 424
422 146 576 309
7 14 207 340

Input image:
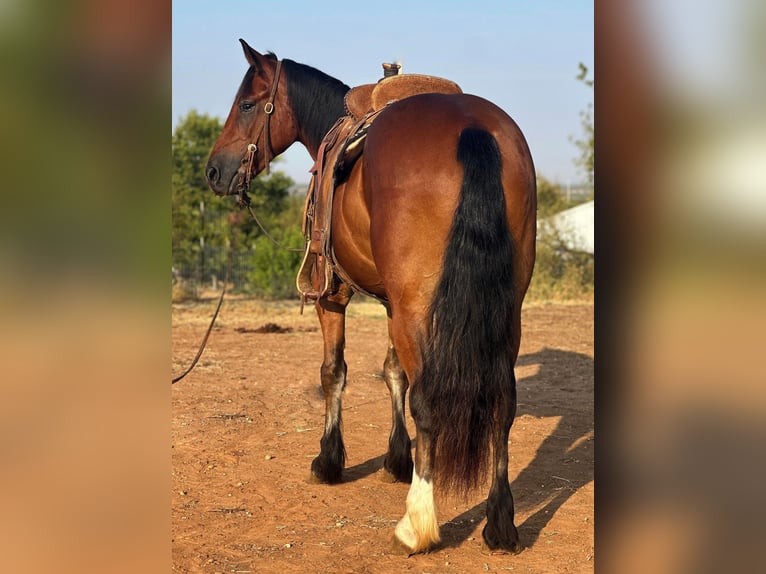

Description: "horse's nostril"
206 164 220 184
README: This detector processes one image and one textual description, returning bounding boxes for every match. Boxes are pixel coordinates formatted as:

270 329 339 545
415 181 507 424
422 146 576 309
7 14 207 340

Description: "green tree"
246 221 305 298
537 176 569 217
572 63 594 185
172 111 229 276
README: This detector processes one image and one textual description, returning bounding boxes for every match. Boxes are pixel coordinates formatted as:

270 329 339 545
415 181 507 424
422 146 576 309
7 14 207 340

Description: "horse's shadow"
339 347 594 551
343 453 387 482
440 347 594 549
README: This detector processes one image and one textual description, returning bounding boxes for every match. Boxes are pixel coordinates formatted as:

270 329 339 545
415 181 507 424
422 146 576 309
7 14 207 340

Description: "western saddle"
296 65 462 305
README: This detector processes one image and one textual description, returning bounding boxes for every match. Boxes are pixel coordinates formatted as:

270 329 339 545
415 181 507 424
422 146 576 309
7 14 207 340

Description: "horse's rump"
359 92 534 301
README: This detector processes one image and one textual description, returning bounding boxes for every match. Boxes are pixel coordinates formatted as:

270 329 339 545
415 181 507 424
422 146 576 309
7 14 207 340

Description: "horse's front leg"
310 284 353 484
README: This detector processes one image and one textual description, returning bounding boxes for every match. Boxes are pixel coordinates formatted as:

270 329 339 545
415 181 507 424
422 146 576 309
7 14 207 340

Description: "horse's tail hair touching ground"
414 127 516 496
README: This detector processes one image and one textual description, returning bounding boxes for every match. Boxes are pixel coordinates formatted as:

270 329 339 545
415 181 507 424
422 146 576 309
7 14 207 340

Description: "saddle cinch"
296 66 462 304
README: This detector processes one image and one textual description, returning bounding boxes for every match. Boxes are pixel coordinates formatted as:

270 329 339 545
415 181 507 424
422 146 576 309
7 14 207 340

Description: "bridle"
234 59 302 253
236 59 283 207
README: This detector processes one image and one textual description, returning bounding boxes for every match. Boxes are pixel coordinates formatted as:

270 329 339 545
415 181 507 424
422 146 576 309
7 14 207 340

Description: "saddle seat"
296 72 463 304
345 73 463 120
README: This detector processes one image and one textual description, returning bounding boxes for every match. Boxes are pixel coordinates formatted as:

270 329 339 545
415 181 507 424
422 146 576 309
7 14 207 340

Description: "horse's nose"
205 162 220 186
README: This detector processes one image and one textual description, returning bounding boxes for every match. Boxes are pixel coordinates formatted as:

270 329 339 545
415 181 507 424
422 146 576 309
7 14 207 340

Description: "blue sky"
173 0 593 186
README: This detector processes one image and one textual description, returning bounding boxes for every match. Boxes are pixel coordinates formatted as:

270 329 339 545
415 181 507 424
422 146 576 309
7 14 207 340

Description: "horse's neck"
282 59 349 159
299 115 346 161
297 106 348 161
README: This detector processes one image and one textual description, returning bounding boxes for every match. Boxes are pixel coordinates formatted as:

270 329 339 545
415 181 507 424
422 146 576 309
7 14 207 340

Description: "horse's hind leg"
482 374 523 554
381 325 413 483
387 314 440 554
393 390 440 553
310 285 353 484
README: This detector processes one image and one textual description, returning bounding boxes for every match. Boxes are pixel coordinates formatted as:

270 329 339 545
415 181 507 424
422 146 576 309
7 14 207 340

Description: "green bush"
527 222 594 302
244 224 304 299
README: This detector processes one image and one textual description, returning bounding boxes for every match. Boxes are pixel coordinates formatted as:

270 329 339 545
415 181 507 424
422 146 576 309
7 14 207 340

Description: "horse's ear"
239 38 263 71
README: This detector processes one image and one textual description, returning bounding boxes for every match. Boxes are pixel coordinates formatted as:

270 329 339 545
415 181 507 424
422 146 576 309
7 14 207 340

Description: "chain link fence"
172 245 255 292
172 200 305 299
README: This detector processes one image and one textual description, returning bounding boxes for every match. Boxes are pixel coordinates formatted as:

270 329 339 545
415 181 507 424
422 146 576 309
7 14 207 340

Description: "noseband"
237 59 283 207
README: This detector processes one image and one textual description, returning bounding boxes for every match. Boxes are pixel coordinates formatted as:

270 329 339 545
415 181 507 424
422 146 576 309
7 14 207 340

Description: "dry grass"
171 279 198 303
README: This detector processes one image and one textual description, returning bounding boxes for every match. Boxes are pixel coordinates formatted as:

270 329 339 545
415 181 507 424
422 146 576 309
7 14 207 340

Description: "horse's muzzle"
205 159 240 197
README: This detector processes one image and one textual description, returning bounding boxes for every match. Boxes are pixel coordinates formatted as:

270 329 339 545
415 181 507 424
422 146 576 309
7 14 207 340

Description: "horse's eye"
239 101 255 112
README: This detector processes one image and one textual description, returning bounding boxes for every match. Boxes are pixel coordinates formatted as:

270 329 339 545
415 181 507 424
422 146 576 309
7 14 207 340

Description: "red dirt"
172 299 593 573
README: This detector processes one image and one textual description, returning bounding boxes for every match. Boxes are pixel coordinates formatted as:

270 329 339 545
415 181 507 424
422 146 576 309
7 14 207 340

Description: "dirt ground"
172 297 594 574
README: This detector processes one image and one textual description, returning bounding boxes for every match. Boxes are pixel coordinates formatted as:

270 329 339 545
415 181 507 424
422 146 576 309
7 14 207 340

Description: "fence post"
199 200 205 286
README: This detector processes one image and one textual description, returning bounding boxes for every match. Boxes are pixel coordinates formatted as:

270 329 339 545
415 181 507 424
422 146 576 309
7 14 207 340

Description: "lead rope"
246 203 303 253
171 244 232 384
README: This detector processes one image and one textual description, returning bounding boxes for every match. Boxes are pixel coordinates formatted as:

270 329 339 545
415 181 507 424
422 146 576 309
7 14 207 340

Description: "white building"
542 200 594 254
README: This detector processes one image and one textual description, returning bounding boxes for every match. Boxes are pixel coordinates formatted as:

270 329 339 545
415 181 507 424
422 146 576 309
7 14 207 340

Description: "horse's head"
205 40 298 197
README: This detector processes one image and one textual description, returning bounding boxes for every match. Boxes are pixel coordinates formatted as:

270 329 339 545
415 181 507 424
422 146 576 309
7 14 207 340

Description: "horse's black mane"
281 58 350 151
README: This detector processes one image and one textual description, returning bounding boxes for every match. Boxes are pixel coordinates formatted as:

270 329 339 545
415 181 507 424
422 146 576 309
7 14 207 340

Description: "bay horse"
205 39 536 554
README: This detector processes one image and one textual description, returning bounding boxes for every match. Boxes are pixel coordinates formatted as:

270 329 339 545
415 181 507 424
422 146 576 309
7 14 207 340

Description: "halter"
237 59 283 207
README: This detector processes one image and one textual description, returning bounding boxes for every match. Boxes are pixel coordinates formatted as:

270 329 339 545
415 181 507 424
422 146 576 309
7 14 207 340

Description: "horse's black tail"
414 127 516 496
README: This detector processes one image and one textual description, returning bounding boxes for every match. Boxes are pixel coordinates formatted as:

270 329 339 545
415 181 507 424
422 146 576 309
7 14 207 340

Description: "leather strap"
262 59 282 175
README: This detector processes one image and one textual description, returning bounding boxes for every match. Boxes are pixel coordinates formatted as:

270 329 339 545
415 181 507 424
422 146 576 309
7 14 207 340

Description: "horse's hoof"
391 534 416 556
482 523 523 555
306 471 323 484
308 469 343 484
379 467 400 483
381 462 413 484
393 515 439 555
309 457 343 484
480 543 525 556
481 535 524 555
